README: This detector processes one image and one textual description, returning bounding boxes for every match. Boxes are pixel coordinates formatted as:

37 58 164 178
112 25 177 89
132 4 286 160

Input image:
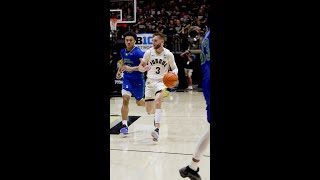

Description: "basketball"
163 71 178 88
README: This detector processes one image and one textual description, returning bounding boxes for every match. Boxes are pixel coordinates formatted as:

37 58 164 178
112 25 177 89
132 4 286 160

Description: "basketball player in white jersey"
138 32 178 141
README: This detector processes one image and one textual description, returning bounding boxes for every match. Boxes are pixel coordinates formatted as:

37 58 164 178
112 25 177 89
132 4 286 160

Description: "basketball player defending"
179 29 210 180
116 31 145 135
138 32 178 141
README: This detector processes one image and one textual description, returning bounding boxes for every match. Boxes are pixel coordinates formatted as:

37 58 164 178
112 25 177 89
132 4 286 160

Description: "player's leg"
179 104 210 179
133 78 145 106
179 128 210 180
154 90 164 129
187 69 193 90
145 100 155 114
144 79 155 114
184 68 189 89
120 90 131 134
136 99 145 106
151 81 166 142
119 79 132 134
192 129 210 162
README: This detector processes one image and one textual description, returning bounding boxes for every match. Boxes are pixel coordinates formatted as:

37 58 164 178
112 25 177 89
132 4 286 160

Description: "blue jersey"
120 46 145 80
200 29 210 123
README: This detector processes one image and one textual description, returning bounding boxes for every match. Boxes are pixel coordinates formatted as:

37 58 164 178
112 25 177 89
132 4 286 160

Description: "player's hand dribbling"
170 70 178 75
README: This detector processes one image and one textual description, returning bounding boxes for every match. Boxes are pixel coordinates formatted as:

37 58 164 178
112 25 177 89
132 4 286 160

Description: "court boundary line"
115 115 207 118
110 148 210 157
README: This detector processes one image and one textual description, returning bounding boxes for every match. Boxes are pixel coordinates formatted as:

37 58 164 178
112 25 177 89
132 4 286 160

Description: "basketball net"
110 18 118 31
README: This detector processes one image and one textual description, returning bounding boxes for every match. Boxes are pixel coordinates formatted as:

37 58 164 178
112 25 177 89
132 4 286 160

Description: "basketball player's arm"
118 59 124 71
168 53 178 75
117 51 125 73
138 50 151 72
123 65 139 71
123 51 144 72
116 59 124 79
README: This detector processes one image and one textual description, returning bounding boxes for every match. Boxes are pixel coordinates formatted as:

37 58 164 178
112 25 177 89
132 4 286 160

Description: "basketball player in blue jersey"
116 31 145 135
179 28 210 180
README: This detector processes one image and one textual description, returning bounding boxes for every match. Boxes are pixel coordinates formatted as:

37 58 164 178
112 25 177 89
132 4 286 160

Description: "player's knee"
146 106 154 114
147 109 155 114
155 99 162 107
122 97 130 105
147 109 153 114
136 100 145 106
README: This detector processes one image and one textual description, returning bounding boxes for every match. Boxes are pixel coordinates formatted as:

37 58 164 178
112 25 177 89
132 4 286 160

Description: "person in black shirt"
180 50 196 90
164 20 177 50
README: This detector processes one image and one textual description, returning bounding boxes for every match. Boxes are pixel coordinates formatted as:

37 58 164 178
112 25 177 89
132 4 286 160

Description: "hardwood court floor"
110 91 210 180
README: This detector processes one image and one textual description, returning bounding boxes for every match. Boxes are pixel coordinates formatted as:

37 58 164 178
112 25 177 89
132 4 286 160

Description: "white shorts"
184 68 193 77
145 78 167 100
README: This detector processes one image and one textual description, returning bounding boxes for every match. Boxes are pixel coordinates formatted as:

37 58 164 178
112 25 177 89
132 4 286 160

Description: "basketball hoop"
110 18 118 31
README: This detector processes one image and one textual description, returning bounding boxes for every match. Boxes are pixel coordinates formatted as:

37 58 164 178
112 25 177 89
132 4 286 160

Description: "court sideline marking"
110 148 210 157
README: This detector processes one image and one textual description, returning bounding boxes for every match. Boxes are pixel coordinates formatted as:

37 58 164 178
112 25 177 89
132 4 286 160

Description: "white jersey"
142 47 178 80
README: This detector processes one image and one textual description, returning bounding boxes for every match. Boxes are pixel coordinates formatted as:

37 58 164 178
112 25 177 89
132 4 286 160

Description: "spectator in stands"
175 19 183 35
133 19 147 33
156 23 165 33
113 0 209 52
146 24 155 33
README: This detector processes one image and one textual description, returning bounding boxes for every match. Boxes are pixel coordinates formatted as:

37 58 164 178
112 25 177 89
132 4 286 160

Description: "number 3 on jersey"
156 67 160 74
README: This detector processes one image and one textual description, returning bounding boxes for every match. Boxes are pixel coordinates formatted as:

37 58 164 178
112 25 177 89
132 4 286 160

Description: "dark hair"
123 31 137 41
153 32 165 41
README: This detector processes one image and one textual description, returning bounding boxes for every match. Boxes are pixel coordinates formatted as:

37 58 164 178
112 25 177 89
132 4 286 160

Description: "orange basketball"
163 71 178 88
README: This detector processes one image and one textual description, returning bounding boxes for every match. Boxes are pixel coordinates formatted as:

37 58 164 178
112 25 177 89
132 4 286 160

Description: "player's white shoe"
151 128 159 141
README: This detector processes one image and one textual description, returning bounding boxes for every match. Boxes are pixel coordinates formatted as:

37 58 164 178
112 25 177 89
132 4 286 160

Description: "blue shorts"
122 78 145 101
202 76 210 124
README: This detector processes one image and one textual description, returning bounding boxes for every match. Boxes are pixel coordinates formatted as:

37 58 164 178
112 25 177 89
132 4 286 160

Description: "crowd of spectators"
110 0 210 52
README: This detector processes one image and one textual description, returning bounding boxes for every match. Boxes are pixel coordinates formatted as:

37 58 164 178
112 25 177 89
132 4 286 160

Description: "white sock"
154 109 162 124
189 160 199 171
189 128 210 171
122 120 128 126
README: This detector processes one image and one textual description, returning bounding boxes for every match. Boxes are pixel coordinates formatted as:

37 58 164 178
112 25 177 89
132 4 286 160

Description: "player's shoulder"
163 47 170 53
144 48 153 54
133 47 144 58
134 46 144 53
133 46 141 51
164 48 174 56
120 48 126 54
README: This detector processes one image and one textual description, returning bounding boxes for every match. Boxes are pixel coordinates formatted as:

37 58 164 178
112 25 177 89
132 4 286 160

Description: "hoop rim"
110 18 119 23
110 18 118 31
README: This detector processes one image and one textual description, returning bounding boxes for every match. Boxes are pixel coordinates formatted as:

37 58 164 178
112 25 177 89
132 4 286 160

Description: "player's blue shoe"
120 125 128 135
